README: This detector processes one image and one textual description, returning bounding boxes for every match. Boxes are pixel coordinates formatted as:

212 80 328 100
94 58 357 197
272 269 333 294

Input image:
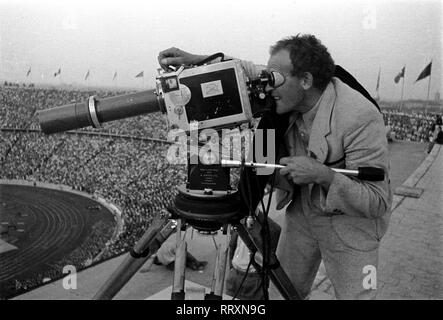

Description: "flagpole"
59 67 62 88
425 60 432 113
85 70 87 90
400 66 405 111
113 71 118 89
376 66 381 100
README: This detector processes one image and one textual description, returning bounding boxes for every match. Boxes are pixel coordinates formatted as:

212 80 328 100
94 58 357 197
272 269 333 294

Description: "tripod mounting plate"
173 185 244 232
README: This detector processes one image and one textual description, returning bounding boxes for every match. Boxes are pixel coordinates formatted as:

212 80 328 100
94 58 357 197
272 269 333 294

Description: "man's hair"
270 34 335 91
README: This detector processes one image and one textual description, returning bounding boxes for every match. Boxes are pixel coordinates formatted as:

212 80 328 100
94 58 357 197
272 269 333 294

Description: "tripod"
93 190 301 300
169 216 300 300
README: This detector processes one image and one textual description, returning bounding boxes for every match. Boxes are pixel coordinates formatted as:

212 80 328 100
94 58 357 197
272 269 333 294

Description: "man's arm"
158 47 208 69
158 47 264 79
280 156 336 192
323 108 392 219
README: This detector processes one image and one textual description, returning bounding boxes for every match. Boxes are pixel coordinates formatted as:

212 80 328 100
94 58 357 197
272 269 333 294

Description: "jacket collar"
307 79 337 163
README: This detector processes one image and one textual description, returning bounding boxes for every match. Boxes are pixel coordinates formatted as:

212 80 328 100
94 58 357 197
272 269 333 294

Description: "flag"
112 71 117 81
135 71 144 78
84 70 90 80
394 66 405 84
376 67 381 92
54 68 61 77
415 62 432 83
26 67 31 77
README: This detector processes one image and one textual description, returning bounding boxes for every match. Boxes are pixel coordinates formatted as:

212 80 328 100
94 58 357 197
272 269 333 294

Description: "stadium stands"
382 109 441 143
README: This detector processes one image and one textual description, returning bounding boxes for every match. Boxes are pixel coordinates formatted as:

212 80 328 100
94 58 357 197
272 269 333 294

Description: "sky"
0 0 441 101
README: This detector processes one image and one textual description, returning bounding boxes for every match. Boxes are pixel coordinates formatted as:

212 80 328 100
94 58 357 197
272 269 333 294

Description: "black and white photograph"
0 0 441 306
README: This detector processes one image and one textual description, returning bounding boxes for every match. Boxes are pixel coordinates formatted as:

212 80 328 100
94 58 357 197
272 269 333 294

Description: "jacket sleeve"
324 108 392 219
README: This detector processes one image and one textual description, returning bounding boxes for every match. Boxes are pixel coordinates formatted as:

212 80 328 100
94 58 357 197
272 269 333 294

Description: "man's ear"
300 72 314 90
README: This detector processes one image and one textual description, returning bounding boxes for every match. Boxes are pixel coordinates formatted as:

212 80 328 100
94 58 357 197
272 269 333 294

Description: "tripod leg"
171 219 186 300
235 223 301 300
93 216 175 300
205 225 230 300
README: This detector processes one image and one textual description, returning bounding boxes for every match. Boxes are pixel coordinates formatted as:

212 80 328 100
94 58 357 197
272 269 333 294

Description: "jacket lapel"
308 80 336 163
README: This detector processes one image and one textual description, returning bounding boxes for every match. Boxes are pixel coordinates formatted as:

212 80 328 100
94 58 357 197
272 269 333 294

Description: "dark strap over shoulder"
334 65 380 112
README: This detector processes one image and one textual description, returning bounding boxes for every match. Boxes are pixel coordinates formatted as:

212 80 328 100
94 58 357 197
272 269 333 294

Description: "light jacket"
274 77 392 241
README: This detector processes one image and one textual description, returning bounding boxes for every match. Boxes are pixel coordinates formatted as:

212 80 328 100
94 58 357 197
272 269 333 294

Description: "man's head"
266 34 335 114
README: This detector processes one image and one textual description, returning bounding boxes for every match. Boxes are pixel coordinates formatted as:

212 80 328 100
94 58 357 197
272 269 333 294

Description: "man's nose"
265 84 273 93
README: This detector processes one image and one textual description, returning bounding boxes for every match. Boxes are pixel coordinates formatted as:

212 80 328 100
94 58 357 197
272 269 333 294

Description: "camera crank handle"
221 160 385 181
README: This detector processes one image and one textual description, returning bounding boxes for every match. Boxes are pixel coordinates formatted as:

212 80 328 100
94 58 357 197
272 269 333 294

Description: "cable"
244 163 254 219
244 163 273 300
231 250 254 300
261 172 276 300
238 160 252 216
234 121 279 300
232 164 260 299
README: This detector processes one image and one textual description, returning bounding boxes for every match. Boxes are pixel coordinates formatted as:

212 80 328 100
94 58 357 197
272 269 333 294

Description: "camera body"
156 60 271 132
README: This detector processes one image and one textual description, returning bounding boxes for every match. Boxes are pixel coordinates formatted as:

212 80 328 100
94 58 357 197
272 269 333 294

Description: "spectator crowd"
382 109 442 144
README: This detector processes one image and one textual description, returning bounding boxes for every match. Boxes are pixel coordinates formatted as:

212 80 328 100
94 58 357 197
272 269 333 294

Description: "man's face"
266 49 306 115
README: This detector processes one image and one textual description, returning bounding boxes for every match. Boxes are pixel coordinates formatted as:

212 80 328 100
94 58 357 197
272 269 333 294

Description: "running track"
0 185 115 297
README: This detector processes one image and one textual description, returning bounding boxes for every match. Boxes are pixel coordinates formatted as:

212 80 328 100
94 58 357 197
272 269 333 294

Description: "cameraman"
158 34 392 300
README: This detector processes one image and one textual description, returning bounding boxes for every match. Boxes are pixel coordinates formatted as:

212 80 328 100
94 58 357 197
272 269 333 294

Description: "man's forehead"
267 49 292 72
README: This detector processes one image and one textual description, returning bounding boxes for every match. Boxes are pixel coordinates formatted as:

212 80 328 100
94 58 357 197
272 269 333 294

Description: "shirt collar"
285 84 330 137
289 90 325 129
301 94 322 128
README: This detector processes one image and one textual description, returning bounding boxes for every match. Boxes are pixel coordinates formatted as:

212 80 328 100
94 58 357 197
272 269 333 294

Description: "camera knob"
246 215 254 229
259 92 266 100
174 106 184 119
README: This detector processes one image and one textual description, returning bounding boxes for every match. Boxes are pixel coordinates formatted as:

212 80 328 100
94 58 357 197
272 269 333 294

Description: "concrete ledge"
403 144 440 188
394 186 424 198
391 144 440 211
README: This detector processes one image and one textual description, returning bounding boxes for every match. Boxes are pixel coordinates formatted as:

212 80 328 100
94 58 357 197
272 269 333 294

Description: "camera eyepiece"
258 70 285 88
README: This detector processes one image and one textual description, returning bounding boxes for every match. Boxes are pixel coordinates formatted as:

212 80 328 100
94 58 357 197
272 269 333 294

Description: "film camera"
157 59 272 131
38 57 277 231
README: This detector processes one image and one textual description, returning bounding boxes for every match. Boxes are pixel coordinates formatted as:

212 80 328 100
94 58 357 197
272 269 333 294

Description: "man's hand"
279 156 336 190
158 47 207 70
